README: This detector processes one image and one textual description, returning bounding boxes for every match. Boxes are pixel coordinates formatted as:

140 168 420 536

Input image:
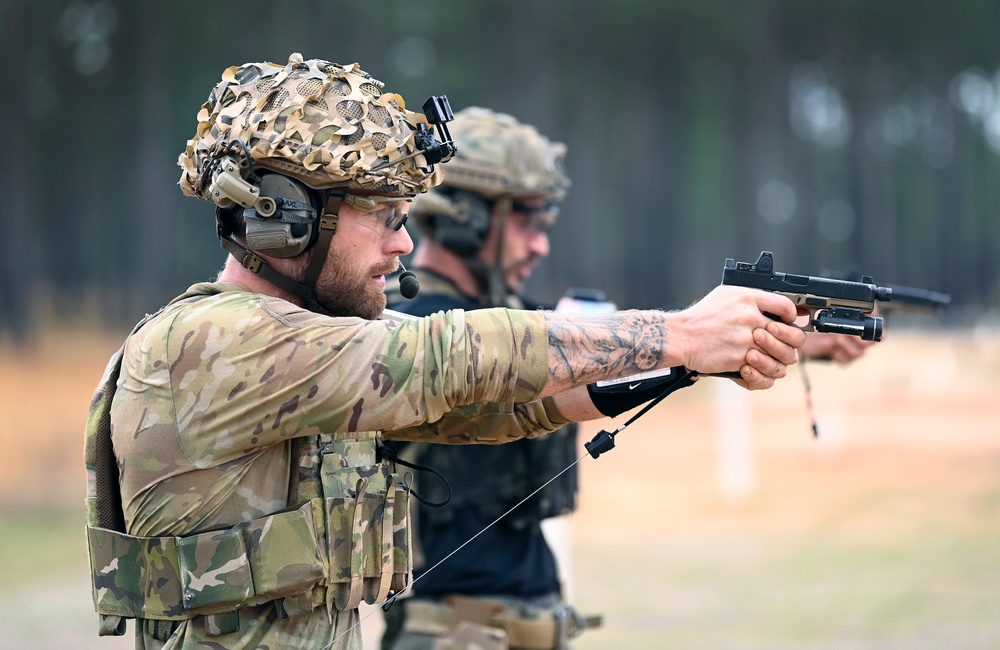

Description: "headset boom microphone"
397 263 420 299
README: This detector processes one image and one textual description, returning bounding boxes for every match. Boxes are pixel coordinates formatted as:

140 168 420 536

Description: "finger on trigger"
758 292 798 324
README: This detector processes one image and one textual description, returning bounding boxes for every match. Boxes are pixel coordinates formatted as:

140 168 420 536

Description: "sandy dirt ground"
1 327 998 649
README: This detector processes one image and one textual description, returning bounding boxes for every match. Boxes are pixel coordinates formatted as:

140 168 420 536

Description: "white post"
712 379 757 503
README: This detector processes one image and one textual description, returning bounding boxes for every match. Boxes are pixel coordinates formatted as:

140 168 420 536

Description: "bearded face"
312 253 394 320
477 199 556 294
282 204 411 319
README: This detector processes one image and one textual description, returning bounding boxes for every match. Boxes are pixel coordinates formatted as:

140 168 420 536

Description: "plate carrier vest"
83 289 412 638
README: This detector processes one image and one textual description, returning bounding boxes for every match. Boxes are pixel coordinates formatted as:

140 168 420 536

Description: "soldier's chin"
315 288 385 320
502 273 522 293
362 290 387 320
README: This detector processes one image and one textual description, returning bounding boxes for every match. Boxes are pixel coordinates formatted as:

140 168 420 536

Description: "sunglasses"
509 200 559 235
343 193 411 235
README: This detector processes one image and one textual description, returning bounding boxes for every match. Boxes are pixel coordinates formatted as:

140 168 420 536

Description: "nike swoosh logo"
628 382 642 390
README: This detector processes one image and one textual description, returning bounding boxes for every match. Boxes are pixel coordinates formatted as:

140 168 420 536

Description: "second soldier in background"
382 107 595 649
380 107 875 650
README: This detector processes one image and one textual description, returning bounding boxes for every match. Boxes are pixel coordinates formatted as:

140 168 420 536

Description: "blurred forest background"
2 3 1000 648
2 0 1000 342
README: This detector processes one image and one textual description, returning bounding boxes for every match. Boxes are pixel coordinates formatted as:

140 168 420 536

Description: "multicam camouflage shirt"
109 281 568 649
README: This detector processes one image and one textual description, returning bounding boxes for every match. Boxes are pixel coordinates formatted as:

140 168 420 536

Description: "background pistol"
826 265 951 318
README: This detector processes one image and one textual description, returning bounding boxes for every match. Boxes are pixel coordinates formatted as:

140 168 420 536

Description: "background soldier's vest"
386 271 579 530
416 425 579 529
84 286 412 639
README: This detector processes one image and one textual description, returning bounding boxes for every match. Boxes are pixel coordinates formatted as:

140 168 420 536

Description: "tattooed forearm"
543 309 677 392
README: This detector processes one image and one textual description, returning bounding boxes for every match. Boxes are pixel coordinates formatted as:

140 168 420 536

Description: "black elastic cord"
377 443 452 508
799 358 820 437
584 369 698 458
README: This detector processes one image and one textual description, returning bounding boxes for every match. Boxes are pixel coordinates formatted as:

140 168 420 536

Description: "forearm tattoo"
544 309 670 390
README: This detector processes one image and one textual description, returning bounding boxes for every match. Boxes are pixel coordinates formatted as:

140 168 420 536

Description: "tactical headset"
239 172 324 259
426 189 494 257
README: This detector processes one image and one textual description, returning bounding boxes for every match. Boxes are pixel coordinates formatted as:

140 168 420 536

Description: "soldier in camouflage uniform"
84 54 808 650
379 109 876 650
380 107 598 650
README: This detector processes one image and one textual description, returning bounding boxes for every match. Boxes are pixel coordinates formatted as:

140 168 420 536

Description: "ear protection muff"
431 189 493 257
243 172 323 258
210 158 345 314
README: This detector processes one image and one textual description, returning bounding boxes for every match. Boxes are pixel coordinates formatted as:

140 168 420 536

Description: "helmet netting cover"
178 53 443 200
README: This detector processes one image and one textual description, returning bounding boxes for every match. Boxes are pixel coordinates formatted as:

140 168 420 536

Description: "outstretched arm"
539 284 806 399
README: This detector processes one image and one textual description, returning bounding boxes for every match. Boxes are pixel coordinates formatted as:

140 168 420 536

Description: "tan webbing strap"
492 614 557 650
345 478 368 610
445 594 505 626
374 474 397 603
302 194 341 290
331 478 369 612
218 236 314 300
404 597 602 650
497 605 603 649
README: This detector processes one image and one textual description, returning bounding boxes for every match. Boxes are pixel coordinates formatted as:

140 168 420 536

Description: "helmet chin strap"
487 198 512 307
463 197 514 308
215 193 343 315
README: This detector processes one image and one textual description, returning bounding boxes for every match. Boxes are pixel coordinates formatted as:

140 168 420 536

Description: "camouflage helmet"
424 106 568 201
409 106 568 243
178 53 447 201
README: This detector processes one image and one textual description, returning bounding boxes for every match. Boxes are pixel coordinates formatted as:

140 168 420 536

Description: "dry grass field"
1 325 998 649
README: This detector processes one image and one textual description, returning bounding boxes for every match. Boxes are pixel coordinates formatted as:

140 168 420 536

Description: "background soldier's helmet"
178 52 445 201
429 106 569 200
410 107 569 249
